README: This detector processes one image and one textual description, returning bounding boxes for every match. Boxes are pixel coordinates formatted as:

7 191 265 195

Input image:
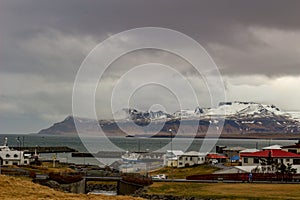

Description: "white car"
152 174 166 180
211 159 218 164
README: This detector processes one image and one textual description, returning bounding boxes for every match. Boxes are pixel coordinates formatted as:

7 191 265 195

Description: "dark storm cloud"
1 0 300 77
1 0 300 133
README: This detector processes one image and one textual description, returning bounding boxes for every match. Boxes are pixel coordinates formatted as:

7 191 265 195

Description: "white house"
177 151 207 168
281 141 300 154
0 138 31 166
240 149 300 166
164 150 184 167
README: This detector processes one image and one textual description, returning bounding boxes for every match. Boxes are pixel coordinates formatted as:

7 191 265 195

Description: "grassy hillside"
0 175 142 200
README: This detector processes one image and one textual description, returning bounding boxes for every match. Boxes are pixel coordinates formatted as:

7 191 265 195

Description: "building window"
185 157 188 161
288 149 297 154
14 154 18 158
190 157 192 161
24 160 28 164
179 162 183 166
5 161 9 164
6 154 10 158
286 159 290 162
179 157 182 160
243 158 248 163
254 158 259 164
293 159 300 164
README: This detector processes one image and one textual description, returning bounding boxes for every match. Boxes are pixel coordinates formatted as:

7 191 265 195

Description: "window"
179 162 183 166
5 161 9 164
254 158 259 164
293 159 300 164
6 154 10 158
190 157 192 161
243 158 248 163
14 154 18 158
288 150 297 154
179 157 182 160
286 159 290 162
185 157 188 161
24 160 28 164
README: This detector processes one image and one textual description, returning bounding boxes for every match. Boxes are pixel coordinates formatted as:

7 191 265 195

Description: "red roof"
240 149 300 158
207 154 228 159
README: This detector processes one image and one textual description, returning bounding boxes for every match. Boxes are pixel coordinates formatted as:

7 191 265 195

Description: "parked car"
211 159 218 164
152 174 166 180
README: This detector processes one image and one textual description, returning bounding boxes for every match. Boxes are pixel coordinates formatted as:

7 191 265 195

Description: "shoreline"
4 132 300 140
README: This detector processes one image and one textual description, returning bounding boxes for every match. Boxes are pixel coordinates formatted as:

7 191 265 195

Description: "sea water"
0 134 297 166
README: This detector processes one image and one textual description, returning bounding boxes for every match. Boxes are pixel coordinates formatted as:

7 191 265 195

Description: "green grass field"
149 164 219 179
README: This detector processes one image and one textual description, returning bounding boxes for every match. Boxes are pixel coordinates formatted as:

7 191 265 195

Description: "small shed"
222 146 246 158
206 153 228 163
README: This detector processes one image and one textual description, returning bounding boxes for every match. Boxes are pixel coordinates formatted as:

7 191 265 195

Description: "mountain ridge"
38 102 300 137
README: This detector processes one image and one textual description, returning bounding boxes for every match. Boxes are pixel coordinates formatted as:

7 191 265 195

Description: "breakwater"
11 146 77 153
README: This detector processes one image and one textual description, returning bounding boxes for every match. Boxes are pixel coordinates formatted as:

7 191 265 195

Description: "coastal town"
2 136 300 199
2 1 300 199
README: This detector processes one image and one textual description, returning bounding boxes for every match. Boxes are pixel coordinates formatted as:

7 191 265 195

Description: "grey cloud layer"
0 0 300 133
1 0 300 76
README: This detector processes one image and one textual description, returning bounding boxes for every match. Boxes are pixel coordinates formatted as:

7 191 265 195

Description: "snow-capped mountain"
115 102 287 120
287 111 300 121
38 102 300 137
183 102 286 118
113 108 172 121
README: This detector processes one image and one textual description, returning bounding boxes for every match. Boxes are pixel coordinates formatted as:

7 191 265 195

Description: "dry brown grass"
148 182 300 199
0 175 143 200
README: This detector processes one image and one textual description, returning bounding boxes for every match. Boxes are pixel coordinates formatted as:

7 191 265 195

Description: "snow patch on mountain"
113 102 299 123
113 108 171 121
287 112 300 121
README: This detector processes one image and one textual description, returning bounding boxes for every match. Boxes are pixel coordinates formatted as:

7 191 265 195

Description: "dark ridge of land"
150 133 300 140
11 146 78 153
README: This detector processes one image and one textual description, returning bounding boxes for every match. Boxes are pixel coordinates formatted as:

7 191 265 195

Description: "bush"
122 173 153 186
48 172 83 184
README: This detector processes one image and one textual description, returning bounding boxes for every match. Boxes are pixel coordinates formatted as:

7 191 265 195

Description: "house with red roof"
240 149 300 166
206 153 228 164
282 141 300 154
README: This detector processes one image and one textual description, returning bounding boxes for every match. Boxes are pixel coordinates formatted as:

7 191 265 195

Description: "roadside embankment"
0 175 143 200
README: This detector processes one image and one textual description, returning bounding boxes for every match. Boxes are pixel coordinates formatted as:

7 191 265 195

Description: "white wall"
178 156 205 168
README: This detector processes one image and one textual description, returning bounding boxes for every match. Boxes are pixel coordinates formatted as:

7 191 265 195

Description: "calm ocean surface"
0 134 297 166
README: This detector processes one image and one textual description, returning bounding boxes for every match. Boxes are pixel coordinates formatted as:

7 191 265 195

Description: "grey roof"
240 148 259 153
181 151 207 157
223 146 246 151
166 150 184 156
262 145 282 150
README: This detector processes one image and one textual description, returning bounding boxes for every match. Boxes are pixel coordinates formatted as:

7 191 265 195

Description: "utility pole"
169 129 174 181
17 137 21 165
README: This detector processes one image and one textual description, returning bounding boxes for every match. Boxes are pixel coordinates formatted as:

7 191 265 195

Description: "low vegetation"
149 164 219 179
148 182 300 199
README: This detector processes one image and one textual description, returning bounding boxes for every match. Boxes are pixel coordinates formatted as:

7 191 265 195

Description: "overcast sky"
1 0 300 134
